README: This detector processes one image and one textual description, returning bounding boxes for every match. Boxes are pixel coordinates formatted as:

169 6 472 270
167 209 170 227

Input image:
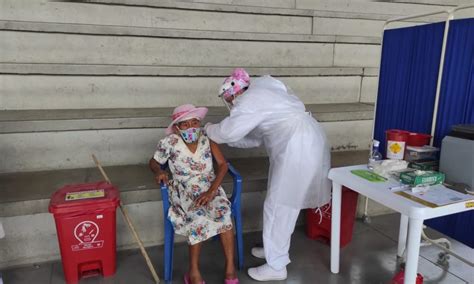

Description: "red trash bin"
305 187 358 248
392 269 424 284
49 181 120 284
386 129 410 160
407 132 431 147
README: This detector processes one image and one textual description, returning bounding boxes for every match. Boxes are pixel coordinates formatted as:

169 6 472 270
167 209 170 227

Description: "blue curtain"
426 18 474 248
374 22 445 157
433 18 474 146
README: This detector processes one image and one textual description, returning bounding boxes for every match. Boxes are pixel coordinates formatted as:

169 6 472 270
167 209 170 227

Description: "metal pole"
429 11 453 146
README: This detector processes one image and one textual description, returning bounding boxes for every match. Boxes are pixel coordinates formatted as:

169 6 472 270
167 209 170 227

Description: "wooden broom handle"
92 154 160 283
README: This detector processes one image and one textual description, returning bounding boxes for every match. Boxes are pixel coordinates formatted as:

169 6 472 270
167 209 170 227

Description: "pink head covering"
166 104 208 135
219 68 250 99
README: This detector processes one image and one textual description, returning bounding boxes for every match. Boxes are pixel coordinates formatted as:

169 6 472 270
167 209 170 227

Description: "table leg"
404 218 423 284
397 214 409 258
330 182 342 274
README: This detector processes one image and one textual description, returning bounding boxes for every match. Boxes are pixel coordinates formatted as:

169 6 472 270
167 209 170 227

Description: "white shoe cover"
251 247 265 259
248 263 287 281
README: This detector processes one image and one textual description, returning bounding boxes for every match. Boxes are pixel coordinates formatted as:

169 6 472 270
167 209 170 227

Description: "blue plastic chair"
160 162 243 281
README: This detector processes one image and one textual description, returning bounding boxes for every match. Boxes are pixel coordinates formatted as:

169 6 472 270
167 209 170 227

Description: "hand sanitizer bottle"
368 140 382 170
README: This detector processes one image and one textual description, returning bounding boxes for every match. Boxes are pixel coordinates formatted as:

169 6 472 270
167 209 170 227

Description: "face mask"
178 127 201 143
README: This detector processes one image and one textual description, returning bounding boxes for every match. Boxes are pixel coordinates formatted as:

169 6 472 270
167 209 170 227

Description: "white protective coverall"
206 75 331 270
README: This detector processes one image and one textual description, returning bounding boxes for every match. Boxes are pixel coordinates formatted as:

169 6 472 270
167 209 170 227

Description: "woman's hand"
194 189 217 207
149 158 169 186
155 170 169 185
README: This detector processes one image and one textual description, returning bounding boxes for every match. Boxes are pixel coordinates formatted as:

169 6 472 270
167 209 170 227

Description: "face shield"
219 68 250 112
219 92 234 112
219 80 235 112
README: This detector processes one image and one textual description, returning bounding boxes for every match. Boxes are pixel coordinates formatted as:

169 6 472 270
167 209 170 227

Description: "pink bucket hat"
219 68 250 99
166 104 208 135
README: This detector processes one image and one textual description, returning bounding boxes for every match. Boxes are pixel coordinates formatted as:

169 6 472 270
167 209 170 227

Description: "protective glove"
204 122 213 132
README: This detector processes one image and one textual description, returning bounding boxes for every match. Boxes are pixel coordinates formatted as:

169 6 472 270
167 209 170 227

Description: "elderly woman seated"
149 104 239 284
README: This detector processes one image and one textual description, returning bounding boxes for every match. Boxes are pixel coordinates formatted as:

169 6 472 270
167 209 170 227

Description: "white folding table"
328 165 474 284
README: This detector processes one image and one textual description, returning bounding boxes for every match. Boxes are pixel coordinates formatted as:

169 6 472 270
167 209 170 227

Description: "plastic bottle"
368 139 383 170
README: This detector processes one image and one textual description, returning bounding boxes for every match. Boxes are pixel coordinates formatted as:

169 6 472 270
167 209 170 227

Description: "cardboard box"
400 171 445 186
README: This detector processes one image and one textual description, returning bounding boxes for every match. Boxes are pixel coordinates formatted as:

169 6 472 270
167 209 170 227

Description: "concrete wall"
0 0 385 173
295 0 444 14
0 0 311 34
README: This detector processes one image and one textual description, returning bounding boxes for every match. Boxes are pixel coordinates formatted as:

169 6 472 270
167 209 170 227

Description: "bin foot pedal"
79 261 102 279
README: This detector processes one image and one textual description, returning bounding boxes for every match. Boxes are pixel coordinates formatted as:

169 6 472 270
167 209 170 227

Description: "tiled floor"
2 214 473 283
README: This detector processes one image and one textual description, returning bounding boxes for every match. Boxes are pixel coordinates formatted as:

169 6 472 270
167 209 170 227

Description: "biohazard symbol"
389 142 402 154
74 221 99 243
71 220 104 251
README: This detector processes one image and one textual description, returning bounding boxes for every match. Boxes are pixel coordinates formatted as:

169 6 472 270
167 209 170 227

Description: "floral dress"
153 133 233 245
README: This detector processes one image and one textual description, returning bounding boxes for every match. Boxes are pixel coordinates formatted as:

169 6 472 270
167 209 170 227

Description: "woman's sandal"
184 273 206 284
224 278 239 284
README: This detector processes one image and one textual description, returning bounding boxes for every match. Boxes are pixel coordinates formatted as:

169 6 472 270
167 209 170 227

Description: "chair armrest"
159 162 171 216
160 182 170 206
227 162 242 180
227 162 242 204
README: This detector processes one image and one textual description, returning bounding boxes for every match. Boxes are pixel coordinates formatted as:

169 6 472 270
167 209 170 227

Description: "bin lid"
449 124 474 140
49 181 120 214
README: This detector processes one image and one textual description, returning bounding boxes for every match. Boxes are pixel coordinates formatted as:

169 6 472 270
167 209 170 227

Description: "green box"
408 160 439 171
400 171 445 186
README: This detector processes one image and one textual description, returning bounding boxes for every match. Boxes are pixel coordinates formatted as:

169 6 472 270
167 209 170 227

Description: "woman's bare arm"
194 140 228 206
209 140 228 191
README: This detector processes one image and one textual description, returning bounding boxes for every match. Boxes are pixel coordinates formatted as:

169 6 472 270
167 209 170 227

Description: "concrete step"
80 0 447 20
0 74 376 109
0 151 369 217
295 0 445 15
389 0 466 6
0 104 374 133
0 0 451 40
0 4 449 41
0 0 314 35
175 0 296 9
0 64 377 76
0 30 380 68
209 0 453 10
0 0 446 25
0 20 379 44
0 103 374 173
361 76 379 104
